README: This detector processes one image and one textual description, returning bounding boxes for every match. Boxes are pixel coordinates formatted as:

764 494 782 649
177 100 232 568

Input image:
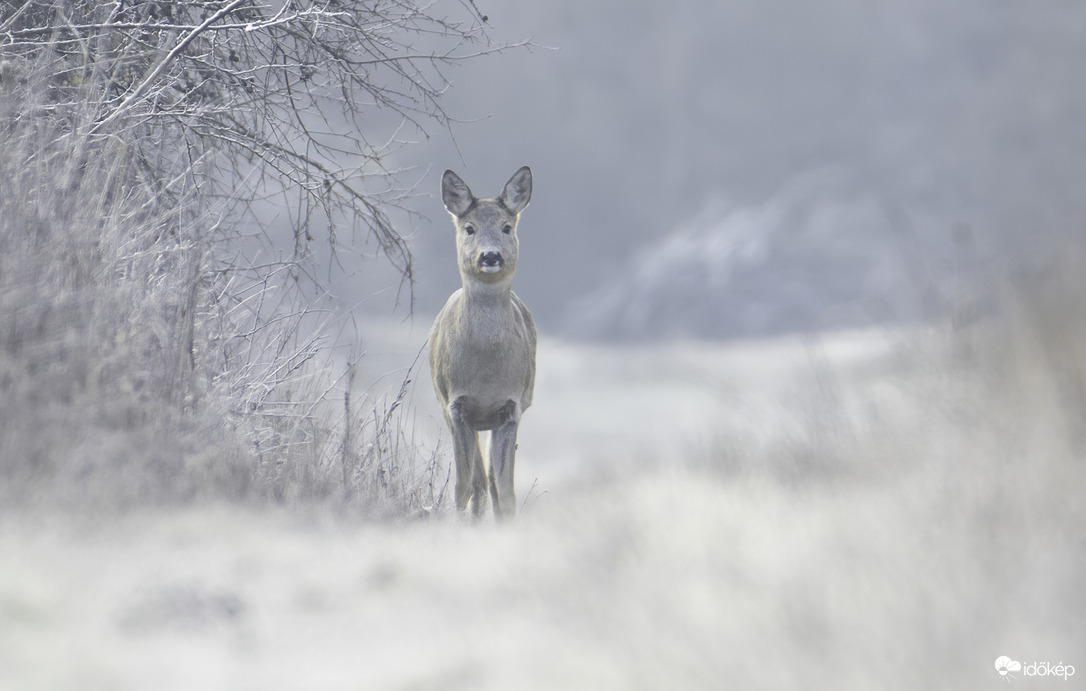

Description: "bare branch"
2 0 511 294
88 0 248 135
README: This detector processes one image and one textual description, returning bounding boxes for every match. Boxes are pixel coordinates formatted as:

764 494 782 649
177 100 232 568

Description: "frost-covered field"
2 324 1083 690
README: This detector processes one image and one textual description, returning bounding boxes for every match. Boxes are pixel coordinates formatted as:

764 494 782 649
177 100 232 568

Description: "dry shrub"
0 56 440 517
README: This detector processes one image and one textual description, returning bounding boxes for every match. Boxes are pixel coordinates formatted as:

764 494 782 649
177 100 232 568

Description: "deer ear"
499 166 532 214
442 170 474 217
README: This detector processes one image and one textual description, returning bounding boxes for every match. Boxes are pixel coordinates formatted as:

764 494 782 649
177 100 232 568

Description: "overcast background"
5 4 1083 686
332 0 1086 340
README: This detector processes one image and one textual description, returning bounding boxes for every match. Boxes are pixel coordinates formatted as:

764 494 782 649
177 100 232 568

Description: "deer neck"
460 276 515 337
462 273 512 306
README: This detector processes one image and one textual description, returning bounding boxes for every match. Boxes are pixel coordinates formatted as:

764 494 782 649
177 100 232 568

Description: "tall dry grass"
0 54 440 516
675 239 1086 686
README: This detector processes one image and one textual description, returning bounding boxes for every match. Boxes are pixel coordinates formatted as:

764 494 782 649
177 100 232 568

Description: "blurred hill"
563 171 955 339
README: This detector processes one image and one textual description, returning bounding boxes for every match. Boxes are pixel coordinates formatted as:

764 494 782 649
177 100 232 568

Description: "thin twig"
88 0 248 136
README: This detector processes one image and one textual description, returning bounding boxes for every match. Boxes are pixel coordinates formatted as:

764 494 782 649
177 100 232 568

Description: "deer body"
429 167 536 519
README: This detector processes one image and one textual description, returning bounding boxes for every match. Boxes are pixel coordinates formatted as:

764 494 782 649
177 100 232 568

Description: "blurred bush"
0 4 459 513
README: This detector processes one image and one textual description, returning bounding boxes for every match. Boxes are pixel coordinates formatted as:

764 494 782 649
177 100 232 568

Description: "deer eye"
502 224 513 234
463 224 475 235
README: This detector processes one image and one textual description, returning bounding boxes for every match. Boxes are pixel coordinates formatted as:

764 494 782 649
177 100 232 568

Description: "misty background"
3 2 1084 688
340 0 1086 339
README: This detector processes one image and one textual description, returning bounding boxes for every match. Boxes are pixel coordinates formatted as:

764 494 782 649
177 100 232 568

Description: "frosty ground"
2 325 1082 690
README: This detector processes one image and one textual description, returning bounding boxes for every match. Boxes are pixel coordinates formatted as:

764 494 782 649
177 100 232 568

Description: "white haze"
3 2 1084 689
4 315 1083 689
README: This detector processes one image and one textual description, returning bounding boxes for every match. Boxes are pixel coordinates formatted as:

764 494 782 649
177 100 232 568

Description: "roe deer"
429 166 536 520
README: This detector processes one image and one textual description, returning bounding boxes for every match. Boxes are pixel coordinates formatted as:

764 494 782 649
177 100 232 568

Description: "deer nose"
479 251 503 268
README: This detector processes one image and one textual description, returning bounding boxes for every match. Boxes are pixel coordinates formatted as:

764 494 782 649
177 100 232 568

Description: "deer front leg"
488 400 520 520
447 401 479 514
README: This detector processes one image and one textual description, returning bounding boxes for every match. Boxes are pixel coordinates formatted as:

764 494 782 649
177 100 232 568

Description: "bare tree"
2 0 511 292
0 0 512 510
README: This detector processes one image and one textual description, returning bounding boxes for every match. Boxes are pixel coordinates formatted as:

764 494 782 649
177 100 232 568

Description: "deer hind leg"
489 400 520 520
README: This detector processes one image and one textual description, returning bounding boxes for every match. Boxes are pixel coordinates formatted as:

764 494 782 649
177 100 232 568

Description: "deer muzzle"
478 251 503 272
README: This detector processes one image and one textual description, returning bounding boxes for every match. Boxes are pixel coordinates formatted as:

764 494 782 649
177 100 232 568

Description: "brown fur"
429 167 536 519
